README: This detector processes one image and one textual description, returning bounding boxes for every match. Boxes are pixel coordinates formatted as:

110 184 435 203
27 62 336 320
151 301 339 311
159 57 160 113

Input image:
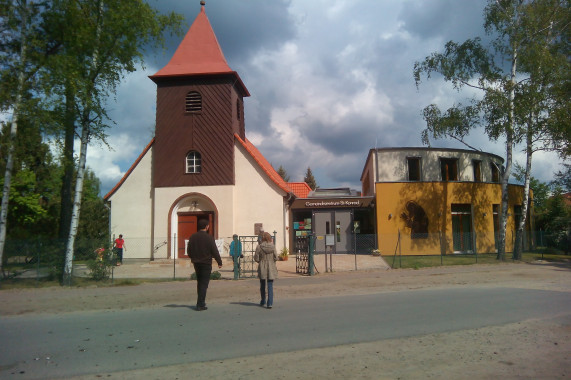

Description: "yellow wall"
375 182 528 255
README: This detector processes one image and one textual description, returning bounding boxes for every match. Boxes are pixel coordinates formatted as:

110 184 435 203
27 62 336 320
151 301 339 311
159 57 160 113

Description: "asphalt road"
1 287 570 379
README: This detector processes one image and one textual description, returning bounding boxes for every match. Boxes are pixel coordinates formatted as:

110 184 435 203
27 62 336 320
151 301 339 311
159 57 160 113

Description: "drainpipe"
374 149 378 183
284 192 294 250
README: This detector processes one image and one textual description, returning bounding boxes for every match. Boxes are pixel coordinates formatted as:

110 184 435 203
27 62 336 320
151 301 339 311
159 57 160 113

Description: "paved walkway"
99 254 390 280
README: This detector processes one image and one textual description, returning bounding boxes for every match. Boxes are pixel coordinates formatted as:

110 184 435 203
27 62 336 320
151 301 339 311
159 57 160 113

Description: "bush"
86 248 114 281
87 260 110 281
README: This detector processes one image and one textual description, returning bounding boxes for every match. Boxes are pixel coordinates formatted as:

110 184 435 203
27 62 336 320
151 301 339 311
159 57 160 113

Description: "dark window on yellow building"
490 163 500 183
493 204 500 250
473 160 482 182
440 158 458 181
407 157 421 181
514 205 522 229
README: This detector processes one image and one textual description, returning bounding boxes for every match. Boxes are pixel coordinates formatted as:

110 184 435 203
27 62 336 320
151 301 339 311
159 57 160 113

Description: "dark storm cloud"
144 0 295 69
301 116 385 155
398 0 487 42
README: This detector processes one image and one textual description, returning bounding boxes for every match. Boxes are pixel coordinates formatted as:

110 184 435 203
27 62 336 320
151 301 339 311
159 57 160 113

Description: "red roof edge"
234 134 293 196
104 138 155 201
287 182 312 198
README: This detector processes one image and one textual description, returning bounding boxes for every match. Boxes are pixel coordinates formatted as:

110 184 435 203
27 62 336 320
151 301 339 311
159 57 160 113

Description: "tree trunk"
0 0 30 277
513 120 533 260
58 83 76 240
62 124 89 285
0 111 20 278
62 0 104 285
497 45 518 261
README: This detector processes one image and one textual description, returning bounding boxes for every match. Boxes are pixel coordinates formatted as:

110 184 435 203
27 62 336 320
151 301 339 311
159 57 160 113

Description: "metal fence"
294 234 377 275
1 230 565 281
381 229 536 257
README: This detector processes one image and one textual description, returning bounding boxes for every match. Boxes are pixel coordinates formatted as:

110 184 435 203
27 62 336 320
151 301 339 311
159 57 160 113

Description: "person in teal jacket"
229 234 243 280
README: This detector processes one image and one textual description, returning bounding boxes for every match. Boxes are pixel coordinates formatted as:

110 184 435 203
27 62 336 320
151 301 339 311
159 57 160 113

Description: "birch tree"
511 0 570 260
0 0 43 276
414 0 569 260
44 0 183 285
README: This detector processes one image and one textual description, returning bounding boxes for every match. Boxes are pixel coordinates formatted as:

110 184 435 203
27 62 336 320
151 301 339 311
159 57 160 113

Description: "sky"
90 0 567 196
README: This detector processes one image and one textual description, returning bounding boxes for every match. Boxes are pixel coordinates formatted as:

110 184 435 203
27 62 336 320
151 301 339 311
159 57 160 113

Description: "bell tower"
149 1 249 188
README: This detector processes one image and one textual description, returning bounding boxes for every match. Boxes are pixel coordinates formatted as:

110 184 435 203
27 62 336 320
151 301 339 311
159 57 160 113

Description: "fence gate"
239 236 259 278
295 235 317 275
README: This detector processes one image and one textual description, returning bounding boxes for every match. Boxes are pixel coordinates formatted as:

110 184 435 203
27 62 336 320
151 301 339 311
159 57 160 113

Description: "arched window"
185 91 202 113
236 99 241 120
186 151 201 173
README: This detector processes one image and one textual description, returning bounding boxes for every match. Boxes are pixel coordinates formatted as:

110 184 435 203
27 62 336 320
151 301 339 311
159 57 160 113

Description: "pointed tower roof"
150 1 249 96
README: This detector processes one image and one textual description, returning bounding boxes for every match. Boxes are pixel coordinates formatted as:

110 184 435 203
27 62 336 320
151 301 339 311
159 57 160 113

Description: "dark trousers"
193 263 212 308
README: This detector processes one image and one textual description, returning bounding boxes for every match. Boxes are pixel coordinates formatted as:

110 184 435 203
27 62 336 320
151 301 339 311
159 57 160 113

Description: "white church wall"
234 144 287 252
107 147 153 260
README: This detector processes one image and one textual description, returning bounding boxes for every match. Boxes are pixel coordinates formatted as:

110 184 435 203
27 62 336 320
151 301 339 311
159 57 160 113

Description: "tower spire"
150 1 249 96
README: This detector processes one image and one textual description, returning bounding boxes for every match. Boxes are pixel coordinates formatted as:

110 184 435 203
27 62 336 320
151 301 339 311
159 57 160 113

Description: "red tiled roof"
152 3 229 76
104 138 154 201
149 3 249 96
234 134 292 195
288 182 312 198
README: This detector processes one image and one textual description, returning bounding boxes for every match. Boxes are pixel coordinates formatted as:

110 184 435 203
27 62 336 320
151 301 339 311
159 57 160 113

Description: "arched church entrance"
169 194 217 259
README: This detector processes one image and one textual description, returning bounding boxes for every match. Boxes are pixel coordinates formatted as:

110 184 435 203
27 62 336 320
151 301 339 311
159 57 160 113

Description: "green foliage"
3 170 47 225
87 259 110 281
276 165 290 182
539 190 571 253
513 163 550 210
76 170 109 244
0 0 46 113
414 0 570 152
552 163 571 193
303 167 317 190
0 119 107 242
86 248 114 281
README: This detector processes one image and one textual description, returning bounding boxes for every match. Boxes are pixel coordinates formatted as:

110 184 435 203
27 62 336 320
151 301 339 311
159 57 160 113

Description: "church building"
104 2 304 260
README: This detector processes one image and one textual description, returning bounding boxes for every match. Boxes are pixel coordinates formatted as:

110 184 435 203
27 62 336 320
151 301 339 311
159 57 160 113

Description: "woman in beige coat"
254 232 278 309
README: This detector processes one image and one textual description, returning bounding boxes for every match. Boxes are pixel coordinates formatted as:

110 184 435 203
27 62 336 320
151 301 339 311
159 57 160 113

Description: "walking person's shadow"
164 304 194 310
230 301 262 307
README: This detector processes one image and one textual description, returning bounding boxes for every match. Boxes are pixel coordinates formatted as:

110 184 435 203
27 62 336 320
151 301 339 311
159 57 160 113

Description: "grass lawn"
382 250 569 269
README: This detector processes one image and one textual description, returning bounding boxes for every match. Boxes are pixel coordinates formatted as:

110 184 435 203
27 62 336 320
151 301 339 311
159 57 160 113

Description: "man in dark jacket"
187 219 222 311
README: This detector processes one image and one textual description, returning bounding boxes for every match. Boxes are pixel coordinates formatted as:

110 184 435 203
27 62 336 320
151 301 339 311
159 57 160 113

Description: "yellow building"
361 148 533 255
